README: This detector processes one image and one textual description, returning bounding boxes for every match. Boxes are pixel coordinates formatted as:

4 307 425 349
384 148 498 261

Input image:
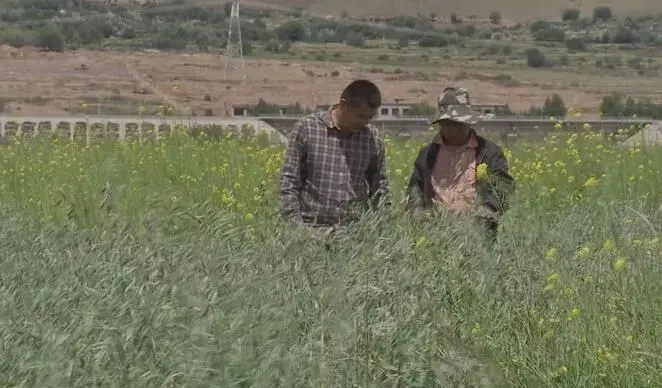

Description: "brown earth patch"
0 46 659 118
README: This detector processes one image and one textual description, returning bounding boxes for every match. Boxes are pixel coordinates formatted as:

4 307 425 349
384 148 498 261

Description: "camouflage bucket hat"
430 87 483 125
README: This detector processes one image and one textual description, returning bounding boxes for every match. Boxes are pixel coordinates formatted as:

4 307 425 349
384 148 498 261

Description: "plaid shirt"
279 109 390 226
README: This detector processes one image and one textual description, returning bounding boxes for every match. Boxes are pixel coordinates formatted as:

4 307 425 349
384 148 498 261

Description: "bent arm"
405 149 426 210
279 122 307 224
486 147 516 214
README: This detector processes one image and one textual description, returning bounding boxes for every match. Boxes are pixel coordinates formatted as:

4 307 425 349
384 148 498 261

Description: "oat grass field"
0 125 661 387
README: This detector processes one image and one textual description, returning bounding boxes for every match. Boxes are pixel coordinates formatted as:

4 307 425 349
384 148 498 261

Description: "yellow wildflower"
612 257 627 272
414 236 428 248
602 239 617 253
583 177 599 188
476 162 489 180
545 247 558 260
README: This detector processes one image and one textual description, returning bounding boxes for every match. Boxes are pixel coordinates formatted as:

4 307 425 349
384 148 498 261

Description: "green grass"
0 128 661 386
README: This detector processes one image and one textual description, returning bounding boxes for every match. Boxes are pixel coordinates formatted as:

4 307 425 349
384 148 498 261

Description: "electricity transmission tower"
224 0 245 80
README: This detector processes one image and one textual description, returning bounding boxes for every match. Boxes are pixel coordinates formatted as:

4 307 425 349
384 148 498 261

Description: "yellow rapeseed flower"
602 239 617 253
583 177 599 188
567 307 581 321
415 236 428 248
476 162 489 180
545 247 558 260
612 257 627 272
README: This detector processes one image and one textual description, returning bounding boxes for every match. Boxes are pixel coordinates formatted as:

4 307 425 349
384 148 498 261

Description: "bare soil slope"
1 46 661 118
252 0 661 21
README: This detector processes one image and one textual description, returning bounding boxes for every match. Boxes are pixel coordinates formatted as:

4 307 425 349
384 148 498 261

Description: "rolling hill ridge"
249 0 662 21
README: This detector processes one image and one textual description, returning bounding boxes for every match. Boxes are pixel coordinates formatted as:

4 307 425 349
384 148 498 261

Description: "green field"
0 127 661 386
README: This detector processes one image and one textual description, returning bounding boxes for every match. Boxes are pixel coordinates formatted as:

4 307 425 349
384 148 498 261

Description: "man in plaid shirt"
279 80 390 234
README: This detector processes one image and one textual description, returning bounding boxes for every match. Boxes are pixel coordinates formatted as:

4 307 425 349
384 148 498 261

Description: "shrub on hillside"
610 25 640 44
489 11 502 24
562 8 580 21
0 28 30 48
593 6 612 22
533 26 565 42
565 37 586 51
37 23 64 52
345 31 365 47
543 93 567 117
276 20 308 42
525 47 548 68
529 20 551 34
526 93 566 117
418 35 449 47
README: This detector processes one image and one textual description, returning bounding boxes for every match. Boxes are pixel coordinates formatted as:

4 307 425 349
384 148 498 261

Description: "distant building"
316 100 412 118
378 102 412 118
231 102 509 118
232 105 253 117
473 103 510 115
231 103 301 117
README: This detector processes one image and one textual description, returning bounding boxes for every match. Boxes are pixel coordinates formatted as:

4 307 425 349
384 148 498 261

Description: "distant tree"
264 40 280 53
600 92 624 116
562 8 580 22
242 41 253 55
624 16 639 30
418 35 449 47
489 11 502 24
593 6 612 22
559 54 569 65
344 31 365 47
610 25 640 44
456 25 477 37
276 20 307 42
450 13 461 24
534 27 565 42
0 28 28 48
529 20 551 34
565 37 586 51
525 47 547 68
403 103 437 116
37 23 64 52
623 96 637 116
542 94 567 117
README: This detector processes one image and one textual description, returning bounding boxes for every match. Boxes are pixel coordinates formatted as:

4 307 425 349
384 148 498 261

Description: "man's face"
437 119 471 140
341 101 378 130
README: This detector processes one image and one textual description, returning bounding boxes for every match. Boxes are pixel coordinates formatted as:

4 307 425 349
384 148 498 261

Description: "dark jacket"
405 132 516 220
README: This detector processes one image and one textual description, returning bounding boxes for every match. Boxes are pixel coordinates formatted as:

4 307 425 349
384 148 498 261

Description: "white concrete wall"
0 115 287 144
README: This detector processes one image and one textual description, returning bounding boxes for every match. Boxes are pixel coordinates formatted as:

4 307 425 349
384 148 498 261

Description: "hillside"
3 0 662 119
254 0 662 21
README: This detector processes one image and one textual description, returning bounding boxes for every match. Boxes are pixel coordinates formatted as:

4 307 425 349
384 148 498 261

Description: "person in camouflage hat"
405 87 516 244
430 87 482 126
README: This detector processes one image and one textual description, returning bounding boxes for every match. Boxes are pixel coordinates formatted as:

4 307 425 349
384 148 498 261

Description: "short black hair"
340 79 382 109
